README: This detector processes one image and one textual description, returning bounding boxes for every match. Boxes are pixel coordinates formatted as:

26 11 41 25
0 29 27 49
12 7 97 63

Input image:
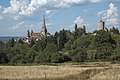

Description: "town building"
21 16 51 43
30 15 50 41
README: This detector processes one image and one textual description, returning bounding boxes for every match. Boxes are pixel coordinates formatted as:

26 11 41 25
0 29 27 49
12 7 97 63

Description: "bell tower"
41 15 47 36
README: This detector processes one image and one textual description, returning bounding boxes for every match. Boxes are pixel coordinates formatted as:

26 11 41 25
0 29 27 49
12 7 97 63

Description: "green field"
0 63 120 80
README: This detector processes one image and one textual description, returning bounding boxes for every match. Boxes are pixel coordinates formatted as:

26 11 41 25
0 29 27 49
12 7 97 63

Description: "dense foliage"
0 24 120 65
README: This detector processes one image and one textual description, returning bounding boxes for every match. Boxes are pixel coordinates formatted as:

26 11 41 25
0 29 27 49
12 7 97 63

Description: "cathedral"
24 16 51 43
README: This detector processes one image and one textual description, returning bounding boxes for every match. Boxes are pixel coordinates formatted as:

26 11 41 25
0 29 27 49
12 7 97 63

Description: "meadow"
0 62 120 80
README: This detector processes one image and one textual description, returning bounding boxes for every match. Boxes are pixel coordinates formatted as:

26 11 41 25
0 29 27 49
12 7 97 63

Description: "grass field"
0 62 120 80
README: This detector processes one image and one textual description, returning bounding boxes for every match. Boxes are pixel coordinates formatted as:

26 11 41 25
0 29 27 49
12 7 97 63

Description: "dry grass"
91 64 120 80
0 63 120 80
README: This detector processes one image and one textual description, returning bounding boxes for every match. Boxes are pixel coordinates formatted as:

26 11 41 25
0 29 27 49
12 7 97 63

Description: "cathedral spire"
41 15 47 36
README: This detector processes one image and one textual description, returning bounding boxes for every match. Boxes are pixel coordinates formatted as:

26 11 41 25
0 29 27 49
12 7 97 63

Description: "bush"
69 48 87 62
34 52 51 63
51 52 64 63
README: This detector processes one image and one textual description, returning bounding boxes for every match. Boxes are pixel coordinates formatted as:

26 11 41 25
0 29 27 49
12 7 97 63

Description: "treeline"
0 25 120 65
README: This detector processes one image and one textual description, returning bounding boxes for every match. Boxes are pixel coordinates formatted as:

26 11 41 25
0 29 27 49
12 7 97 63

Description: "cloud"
55 0 85 8
9 21 24 30
9 21 38 31
45 10 52 15
89 0 102 3
98 3 118 27
74 16 90 28
11 21 54 31
0 6 3 20
63 16 90 31
3 0 20 14
0 0 54 19
0 6 3 11
0 15 3 20
3 0 29 14
19 0 85 15
19 0 48 16
0 0 119 20
73 16 85 27
1 0 29 20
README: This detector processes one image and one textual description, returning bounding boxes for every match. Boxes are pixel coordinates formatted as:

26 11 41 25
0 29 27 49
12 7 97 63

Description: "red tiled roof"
31 32 51 38
31 32 42 37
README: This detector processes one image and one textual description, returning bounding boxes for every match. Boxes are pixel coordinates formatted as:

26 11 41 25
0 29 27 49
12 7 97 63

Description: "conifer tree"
27 30 30 38
74 24 78 39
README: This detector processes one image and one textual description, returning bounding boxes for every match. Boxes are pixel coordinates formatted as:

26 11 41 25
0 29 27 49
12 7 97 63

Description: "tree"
65 41 72 50
33 38 47 51
34 52 51 63
74 24 78 39
65 30 74 42
95 43 114 61
93 30 115 47
30 38 35 47
90 30 116 61
51 52 64 63
83 25 86 34
46 36 54 44
27 30 30 38
10 53 27 64
44 43 57 52
57 29 68 50
111 34 120 62
64 30 74 51
87 50 96 61
0 41 5 50
110 27 119 34
9 38 15 47
74 24 86 38
72 35 91 49
25 50 36 63
53 32 59 45
111 49 120 62
0 49 10 64
10 43 32 64
69 48 87 62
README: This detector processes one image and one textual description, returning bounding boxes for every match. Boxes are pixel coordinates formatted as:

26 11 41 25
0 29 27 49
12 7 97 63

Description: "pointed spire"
41 15 47 36
42 15 46 28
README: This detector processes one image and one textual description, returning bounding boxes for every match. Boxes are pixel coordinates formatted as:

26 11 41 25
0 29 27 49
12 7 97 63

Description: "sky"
0 0 120 36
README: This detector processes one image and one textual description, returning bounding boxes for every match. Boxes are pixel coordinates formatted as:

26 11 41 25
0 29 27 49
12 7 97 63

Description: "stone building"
98 20 105 30
26 16 51 42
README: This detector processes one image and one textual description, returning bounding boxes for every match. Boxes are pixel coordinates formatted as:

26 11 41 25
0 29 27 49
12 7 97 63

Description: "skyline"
0 0 120 36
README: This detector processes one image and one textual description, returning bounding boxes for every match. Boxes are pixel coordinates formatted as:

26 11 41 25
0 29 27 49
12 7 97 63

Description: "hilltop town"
19 16 113 44
0 15 120 64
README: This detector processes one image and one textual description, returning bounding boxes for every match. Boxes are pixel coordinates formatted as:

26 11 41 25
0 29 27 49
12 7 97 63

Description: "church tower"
41 15 47 36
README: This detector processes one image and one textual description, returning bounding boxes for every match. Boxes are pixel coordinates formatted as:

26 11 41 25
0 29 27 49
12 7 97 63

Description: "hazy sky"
0 0 120 36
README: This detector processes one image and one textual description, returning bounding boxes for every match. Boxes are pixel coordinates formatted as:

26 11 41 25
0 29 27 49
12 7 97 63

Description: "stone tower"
41 15 47 36
98 20 105 30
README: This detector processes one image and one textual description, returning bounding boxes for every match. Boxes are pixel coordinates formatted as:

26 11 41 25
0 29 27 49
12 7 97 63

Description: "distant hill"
0 36 25 42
